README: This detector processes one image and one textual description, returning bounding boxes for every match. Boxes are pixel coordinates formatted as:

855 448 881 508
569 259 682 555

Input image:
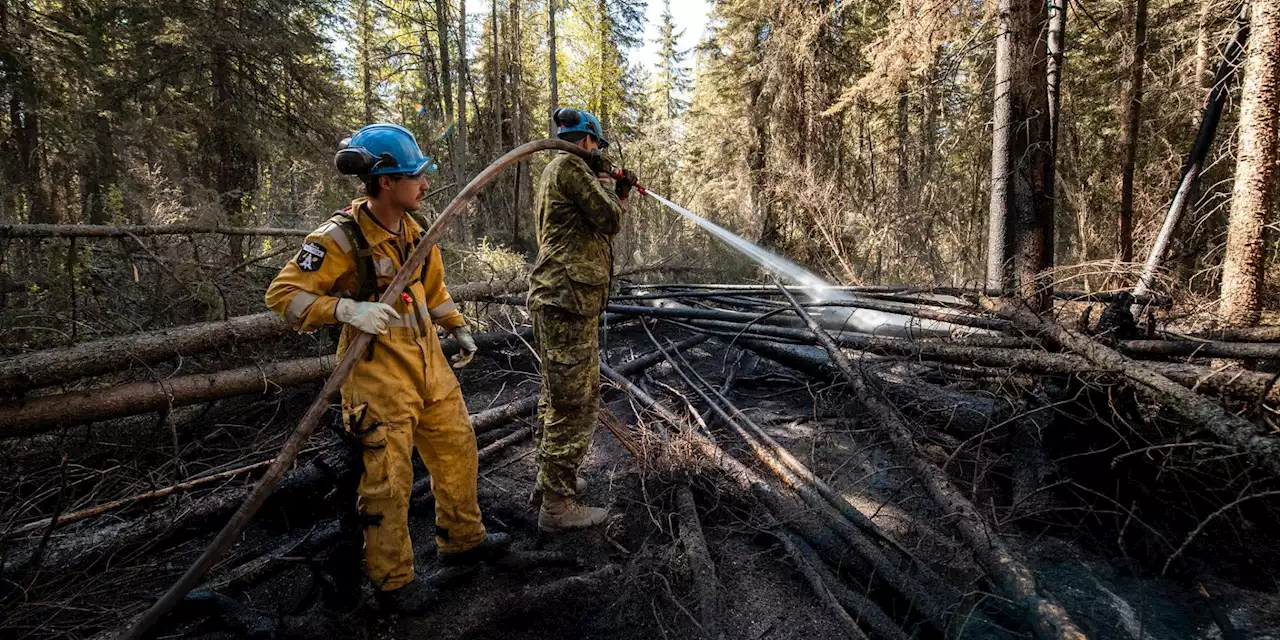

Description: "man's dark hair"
362 174 402 198
560 131 590 145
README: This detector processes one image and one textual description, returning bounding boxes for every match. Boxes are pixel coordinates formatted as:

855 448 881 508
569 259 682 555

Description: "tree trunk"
746 59 772 248
510 0 527 249
1196 0 1214 88
987 0 1018 294
84 113 116 225
986 297 1280 479
83 10 117 226
675 484 725 640
1046 0 1066 259
1134 6 1250 297
436 0 455 179
0 312 289 396
776 286 1087 640
0 222 309 238
456 0 468 183
0 324 537 436
1117 0 1149 263
548 0 558 138
492 0 501 150
0 356 337 438
595 0 608 123
1219 0 1280 327
0 281 530 396
211 0 256 264
1011 0 1053 309
4 0 52 224
989 0 1053 306
895 80 909 211
359 0 374 123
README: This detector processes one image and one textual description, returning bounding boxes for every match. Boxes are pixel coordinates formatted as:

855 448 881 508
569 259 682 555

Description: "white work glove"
450 326 478 369
335 299 400 336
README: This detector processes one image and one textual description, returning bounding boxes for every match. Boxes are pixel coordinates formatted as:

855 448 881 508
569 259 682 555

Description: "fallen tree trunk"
471 396 540 434
602 362 935 638
779 531 913 640
730 338 1012 435
492 293 990 339
1 283 538 396
0 312 291 396
626 306 1280 362
777 531 870 640
675 482 725 640
616 291 1011 333
7 449 325 536
0 356 336 438
0 223 311 238
1183 326 1280 342
643 327 958 628
985 297 1280 479
3 447 353 576
777 282 1087 640
624 283 1174 307
0 328 537 437
678 317 1280 404
1116 338 1280 360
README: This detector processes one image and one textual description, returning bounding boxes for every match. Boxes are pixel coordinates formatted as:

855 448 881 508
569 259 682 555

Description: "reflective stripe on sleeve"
322 224 353 253
428 299 458 319
285 292 320 325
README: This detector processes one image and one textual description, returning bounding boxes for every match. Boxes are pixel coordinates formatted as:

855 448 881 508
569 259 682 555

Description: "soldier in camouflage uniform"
529 108 635 531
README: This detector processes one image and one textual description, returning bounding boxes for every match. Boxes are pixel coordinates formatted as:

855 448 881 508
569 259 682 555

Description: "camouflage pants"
532 305 600 497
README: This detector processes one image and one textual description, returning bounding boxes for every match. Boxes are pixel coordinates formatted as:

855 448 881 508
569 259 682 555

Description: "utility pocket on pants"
544 344 594 413
344 403 394 502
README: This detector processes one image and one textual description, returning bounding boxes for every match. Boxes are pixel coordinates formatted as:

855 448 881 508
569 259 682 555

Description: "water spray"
629 184 986 339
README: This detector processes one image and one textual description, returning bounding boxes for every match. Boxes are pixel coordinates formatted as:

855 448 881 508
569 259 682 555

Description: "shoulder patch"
296 242 327 272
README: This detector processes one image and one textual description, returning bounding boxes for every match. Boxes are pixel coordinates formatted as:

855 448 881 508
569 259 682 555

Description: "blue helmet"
334 123 437 178
553 108 610 149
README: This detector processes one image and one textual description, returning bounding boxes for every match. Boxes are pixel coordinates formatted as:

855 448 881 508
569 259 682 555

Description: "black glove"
584 150 609 174
614 169 636 199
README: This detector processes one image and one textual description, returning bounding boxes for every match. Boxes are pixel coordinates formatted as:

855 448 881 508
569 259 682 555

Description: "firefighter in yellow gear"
265 123 508 614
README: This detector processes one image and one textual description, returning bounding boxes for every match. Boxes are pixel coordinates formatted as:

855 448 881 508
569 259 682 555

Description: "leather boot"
373 578 435 615
527 477 588 506
436 532 512 566
538 492 608 532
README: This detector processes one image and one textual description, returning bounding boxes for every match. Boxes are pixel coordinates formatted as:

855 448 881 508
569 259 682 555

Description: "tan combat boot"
539 492 608 532
527 477 588 507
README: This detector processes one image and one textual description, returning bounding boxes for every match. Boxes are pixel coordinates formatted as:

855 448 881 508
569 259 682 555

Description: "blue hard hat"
553 108 610 149
335 123 437 178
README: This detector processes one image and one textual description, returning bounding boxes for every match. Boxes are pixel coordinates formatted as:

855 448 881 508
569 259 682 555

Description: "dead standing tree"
1219 0 1280 327
988 0 1054 310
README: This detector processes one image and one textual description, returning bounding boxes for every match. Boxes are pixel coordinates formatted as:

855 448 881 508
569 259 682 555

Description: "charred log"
986 297 1280 478
776 281 1086 640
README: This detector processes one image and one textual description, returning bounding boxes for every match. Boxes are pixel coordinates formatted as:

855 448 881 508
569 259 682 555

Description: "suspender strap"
330 211 380 361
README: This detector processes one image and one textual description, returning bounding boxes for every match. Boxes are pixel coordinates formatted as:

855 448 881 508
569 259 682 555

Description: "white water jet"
646 192 986 339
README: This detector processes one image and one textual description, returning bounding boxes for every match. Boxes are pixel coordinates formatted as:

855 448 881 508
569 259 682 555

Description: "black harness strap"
330 210 381 361
330 208 438 349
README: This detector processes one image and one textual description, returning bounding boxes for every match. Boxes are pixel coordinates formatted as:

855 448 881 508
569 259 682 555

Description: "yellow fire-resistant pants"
339 325 485 591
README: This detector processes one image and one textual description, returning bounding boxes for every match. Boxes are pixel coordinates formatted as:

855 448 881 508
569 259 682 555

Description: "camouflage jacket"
528 151 625 317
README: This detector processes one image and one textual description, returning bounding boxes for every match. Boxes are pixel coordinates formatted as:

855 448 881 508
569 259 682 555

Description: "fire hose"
118 139 640 639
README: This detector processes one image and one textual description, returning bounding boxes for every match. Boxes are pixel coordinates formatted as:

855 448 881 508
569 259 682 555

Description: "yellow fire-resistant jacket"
265 197 467 400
